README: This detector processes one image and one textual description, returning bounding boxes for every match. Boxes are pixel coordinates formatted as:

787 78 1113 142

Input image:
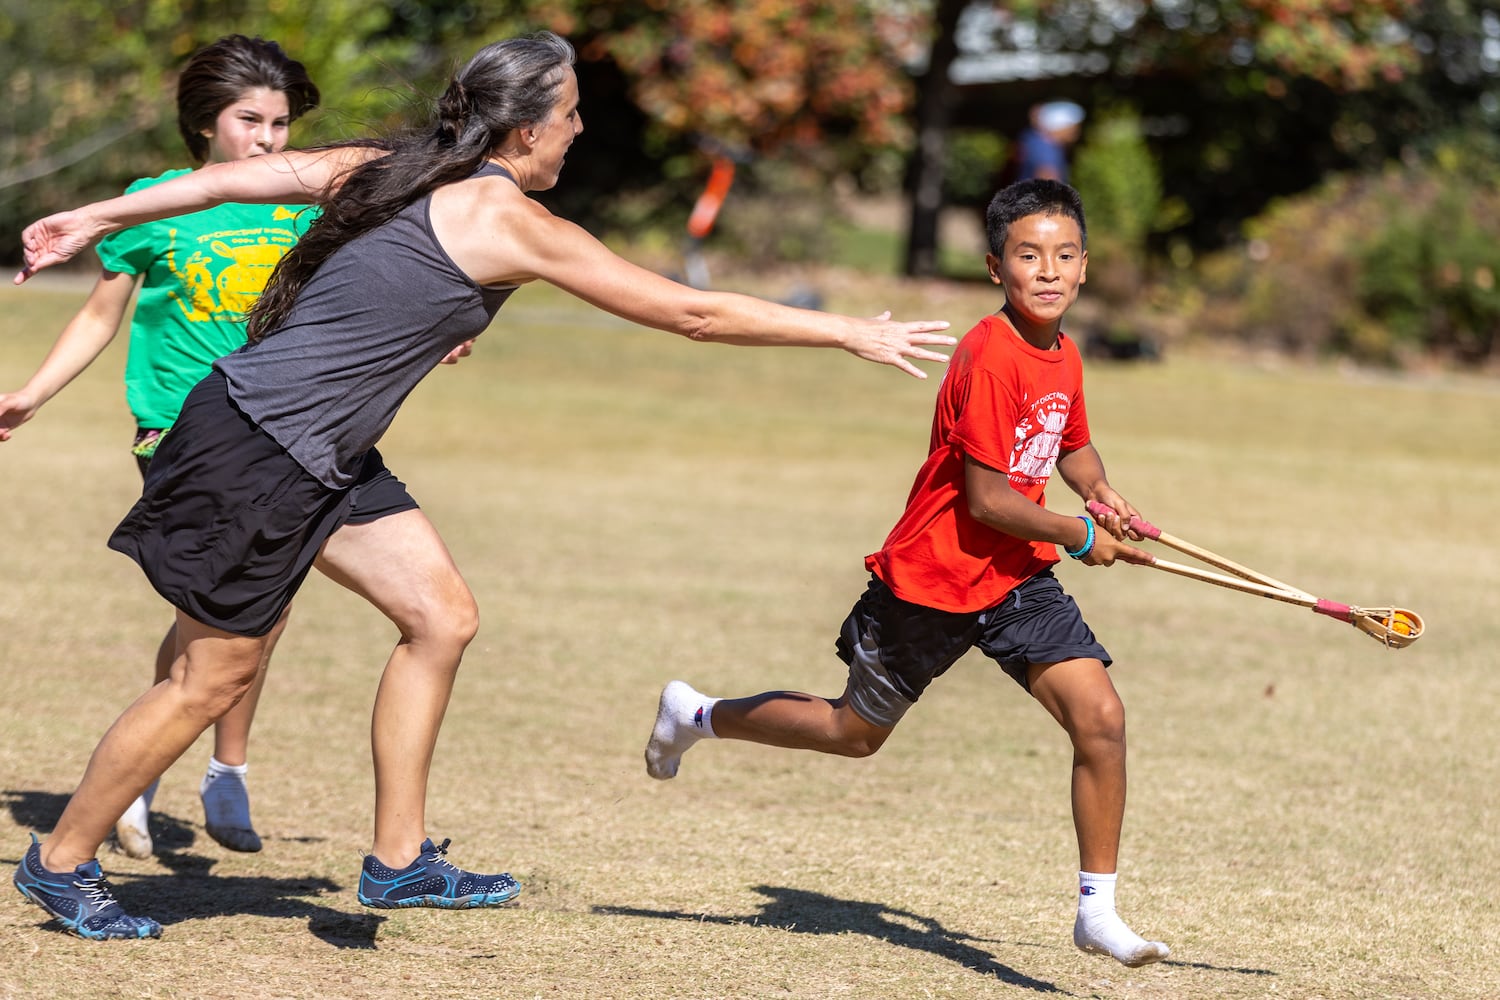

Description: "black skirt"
108 371 412 636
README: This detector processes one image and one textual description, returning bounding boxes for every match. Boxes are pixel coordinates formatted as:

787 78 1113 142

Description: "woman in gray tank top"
11 31 955 938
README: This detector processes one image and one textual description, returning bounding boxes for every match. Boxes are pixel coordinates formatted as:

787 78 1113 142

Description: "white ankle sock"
114 782 159 859
1073 871 1170 968
644 681 719 780
695 698 718 738
205 756 248 779
201 757 252 828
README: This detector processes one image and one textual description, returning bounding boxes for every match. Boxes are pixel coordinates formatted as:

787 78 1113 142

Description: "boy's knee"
1072 695 1126 746
829 714 893 758
832 737 883 758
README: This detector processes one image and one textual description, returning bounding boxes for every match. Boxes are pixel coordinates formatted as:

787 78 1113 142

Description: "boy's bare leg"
646 682 893 779
1028 658 1169 967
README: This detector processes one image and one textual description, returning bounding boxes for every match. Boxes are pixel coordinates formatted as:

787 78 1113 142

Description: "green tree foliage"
1028 0 1424 89
7 0 1497 320
1072 108 1161 254
1181 138 1500 366
942 129 1009 205
1070 106 1162 304
540 1 918 159
985 0 1498 250
1351 160 1500 364
2 1 923 263
523 0 925 256
404 1 929 261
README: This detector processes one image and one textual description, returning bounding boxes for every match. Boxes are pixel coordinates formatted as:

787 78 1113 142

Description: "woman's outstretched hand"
846 311 955 378
14 210 99 285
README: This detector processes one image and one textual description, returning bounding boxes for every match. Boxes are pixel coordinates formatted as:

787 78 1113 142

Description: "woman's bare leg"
41 612 268 873
315 510 477 868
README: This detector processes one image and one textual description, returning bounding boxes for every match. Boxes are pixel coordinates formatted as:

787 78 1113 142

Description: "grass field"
1 272 1497 999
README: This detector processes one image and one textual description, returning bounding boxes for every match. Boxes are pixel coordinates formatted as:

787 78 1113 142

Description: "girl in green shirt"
0 34 319 859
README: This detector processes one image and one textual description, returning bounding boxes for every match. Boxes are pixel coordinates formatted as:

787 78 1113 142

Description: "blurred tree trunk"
903 0 967 277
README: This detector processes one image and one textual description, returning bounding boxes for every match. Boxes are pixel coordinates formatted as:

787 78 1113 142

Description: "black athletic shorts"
109 371 418 637
834 570 1111 727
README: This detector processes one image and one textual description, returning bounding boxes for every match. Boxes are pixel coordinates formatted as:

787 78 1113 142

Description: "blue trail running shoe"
357 837 521 909
13 834 162 940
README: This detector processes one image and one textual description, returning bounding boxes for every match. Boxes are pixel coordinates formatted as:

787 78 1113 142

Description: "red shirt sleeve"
949 367 1019 472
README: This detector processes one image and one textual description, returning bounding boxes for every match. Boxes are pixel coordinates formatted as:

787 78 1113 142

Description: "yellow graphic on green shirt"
163 225 299 322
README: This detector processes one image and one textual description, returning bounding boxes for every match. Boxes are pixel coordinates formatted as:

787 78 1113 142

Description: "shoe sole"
13 877 162 940
1075 937 1170 968
356 886 522 910
645 681 692 780
205 825 263 853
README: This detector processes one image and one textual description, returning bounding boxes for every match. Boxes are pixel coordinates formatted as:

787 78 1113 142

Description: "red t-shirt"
866 314 1091 612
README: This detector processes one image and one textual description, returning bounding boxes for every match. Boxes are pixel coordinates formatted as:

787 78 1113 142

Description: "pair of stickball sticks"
1084 502 1423 649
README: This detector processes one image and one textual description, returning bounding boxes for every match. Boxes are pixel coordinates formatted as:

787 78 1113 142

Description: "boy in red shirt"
646 179 1169 967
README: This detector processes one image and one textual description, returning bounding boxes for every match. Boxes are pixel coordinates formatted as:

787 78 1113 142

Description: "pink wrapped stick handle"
1085 501 1160 540
1313 599 1354 622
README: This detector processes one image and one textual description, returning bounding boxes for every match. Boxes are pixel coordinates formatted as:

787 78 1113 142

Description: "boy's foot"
13 835 162 940
200 766 262 852
1074 911 1170 967
644 680 712 780
357 838 521 909
114 795 153 859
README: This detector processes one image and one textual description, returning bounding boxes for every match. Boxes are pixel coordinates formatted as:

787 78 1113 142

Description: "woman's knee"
174 654 262 720
404 579 479 650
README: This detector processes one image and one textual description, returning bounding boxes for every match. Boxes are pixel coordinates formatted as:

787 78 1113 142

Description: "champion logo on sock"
1080 885 1096 896
692 706 705 729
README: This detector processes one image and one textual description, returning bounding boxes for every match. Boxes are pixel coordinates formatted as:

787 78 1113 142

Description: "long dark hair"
178 35 320 163
247 31 575 342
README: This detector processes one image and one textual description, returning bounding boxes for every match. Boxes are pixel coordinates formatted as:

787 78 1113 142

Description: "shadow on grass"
600 884 1280 985
597 885 1066 993
2 788 381 949
5 788 204 854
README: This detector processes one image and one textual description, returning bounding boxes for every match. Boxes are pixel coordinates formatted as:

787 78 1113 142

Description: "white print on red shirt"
1009 391 1071 486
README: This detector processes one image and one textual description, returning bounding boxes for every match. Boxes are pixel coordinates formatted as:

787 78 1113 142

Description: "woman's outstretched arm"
14 145 382 284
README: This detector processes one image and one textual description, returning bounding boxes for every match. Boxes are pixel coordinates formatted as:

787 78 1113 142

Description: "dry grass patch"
1 276 1495 999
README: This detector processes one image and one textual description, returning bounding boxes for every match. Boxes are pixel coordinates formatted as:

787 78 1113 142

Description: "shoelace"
425 838 459 871
73 874 117 910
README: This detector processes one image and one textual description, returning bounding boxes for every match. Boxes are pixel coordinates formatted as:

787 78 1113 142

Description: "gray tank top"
216 162 518 487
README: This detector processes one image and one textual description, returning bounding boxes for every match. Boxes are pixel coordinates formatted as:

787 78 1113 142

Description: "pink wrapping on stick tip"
1313 599 1353 621
1086 501 1160 540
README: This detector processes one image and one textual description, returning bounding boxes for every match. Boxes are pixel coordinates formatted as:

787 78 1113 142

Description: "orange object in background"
686 157 736 240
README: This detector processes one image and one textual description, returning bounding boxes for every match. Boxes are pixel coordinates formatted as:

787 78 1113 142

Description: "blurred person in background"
1017 100 1085 183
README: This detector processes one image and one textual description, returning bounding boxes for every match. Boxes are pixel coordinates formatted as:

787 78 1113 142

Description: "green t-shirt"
95 168 318 428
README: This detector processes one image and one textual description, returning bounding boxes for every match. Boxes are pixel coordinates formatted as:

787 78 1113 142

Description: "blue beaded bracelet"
1064 516 1095 559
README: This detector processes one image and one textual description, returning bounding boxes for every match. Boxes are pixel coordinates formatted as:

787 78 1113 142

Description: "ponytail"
248 32 574 341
